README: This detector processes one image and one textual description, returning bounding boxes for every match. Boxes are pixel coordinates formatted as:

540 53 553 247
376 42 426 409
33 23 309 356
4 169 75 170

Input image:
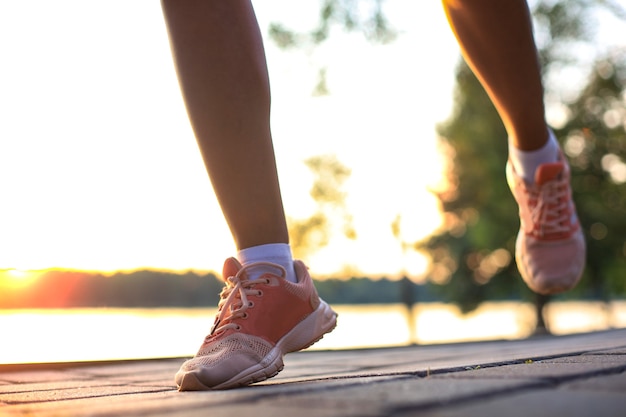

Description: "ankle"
237 243 298 283
509 129 559 184
509 125 551 151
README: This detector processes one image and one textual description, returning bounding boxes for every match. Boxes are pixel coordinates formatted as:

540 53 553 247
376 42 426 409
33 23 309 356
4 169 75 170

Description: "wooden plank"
0 329 624 417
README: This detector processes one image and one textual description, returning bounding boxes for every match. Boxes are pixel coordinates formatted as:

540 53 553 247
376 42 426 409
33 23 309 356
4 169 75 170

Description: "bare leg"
161 0 288 250
442 0 548 150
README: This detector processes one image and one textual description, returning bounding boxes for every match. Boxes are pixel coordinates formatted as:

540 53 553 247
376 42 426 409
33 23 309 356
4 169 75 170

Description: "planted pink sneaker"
506 152 586 294
175 258 337 391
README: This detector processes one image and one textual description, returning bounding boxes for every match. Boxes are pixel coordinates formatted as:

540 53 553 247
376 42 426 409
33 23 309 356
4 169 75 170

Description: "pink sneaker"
506 152 586 294
175 258 337 391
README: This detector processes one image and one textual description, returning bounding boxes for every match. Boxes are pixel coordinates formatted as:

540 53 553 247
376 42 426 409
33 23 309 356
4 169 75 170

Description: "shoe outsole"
518 260 583 295
177 300 337 391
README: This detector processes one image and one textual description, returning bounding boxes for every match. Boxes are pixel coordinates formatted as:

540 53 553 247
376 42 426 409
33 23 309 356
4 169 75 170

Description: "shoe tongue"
222 257 244 281
535 162 564 186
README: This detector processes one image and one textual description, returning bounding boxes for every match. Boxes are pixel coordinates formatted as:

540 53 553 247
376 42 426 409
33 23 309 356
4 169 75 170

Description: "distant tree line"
0 269 453 309
0 270 223 309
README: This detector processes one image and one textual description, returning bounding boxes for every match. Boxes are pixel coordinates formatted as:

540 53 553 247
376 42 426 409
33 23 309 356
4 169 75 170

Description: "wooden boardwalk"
1 329 626 417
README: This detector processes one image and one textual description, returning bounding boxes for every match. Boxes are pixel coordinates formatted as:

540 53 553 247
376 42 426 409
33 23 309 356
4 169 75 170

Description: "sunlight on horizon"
0 1 459 277
0 269 41 290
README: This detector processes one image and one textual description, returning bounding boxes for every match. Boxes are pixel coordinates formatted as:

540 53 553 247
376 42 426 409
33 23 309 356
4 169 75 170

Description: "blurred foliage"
556 58 626 300
420 0 626 313
419 60 524 313
287 154 356 261
268 0 396 95
268 0 396 49
534 0 626 73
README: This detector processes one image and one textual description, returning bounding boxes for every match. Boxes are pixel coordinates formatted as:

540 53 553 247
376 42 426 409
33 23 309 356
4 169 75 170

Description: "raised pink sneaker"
506 152 586 294
175 258 337 391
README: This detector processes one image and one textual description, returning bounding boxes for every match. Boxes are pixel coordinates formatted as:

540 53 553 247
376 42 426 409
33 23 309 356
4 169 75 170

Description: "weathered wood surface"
1 329 625 416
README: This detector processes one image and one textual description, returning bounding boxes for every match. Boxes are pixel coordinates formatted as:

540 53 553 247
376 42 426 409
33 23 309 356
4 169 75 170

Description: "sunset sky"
1 1 621 279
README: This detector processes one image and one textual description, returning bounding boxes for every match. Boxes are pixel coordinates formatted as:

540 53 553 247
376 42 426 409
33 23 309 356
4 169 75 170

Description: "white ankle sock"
509 130 559 184
237 243 298 283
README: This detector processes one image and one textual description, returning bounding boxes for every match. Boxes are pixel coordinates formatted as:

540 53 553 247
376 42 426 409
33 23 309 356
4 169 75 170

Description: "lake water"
1 301 625 364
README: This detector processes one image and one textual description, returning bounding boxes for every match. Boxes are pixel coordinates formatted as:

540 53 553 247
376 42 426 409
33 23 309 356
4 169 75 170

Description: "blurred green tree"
268 0 397 95
419 60 523 314
556 57 626 300
288 154 356 261
268 0 396 49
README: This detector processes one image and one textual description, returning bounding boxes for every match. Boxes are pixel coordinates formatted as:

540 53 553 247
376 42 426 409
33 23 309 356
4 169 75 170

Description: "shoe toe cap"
176 351 264 391
517 231 586 295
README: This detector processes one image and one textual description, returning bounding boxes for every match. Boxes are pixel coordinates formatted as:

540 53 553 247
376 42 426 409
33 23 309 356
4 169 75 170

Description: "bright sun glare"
1 269 38 289
7 269 28 280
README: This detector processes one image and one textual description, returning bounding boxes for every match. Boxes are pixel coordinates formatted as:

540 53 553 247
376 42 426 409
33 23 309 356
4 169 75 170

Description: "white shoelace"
207 262 286 338
529 179 572 237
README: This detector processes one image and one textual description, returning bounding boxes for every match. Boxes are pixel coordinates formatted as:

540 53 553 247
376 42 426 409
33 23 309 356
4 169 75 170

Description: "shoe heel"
280 300 337 353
